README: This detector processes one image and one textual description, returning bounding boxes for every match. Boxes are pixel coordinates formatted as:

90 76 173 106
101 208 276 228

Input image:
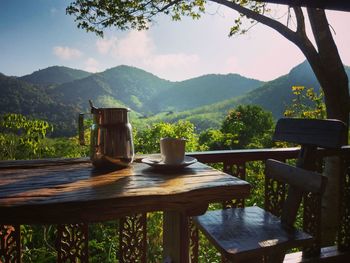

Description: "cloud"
224 56 239 73
145 53 200 71
84 57 100 72
144 53 201 80
97 31 153 59
96 37 118 55
95 31 200 80
115 31 154 59
53 46 83 60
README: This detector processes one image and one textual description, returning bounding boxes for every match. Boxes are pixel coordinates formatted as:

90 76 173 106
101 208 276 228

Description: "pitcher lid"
89 100 130 113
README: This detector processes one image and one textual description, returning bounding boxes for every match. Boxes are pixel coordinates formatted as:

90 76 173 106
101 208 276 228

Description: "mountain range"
1 62 349 136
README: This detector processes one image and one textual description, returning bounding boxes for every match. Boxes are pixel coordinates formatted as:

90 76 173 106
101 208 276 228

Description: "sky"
1 0 350 82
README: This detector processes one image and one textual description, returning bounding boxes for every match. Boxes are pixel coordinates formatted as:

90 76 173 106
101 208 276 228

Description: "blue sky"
1 0 349 81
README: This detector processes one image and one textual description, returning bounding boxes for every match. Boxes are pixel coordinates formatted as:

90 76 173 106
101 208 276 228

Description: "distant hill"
47 65 260 114
150 74 263 112
0 73 80 136
237 61 350 118
150 61 350 132
1 61 349 136
19 66 91 85
50 65 172 113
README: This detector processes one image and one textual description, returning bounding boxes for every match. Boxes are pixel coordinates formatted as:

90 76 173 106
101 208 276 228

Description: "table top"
0 158 250 224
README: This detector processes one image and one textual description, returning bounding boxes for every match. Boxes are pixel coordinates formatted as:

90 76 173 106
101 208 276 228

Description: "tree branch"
211 0 297 41
307 8 343 64
210 1 320 64
156 0 182 12
292 6 305 36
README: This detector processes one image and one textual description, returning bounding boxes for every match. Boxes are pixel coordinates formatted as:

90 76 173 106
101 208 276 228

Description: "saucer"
141 156 197 169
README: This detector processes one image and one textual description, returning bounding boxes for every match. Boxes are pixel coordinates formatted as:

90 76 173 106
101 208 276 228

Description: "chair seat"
194 206 313 261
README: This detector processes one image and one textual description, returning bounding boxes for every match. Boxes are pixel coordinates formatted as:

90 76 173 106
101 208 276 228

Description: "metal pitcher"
79 101 134 168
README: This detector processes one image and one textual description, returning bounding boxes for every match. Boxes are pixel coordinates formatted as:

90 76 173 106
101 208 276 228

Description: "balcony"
1 147 349 262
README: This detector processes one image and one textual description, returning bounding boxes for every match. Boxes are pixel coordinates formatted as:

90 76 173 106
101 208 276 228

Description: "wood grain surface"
0 160 250 224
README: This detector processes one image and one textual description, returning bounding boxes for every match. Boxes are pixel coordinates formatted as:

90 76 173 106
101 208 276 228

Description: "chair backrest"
273 118 346 149
267 118 345 228
265 159 327 227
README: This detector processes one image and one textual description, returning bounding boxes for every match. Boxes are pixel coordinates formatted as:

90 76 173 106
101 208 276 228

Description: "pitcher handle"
78 113 85 145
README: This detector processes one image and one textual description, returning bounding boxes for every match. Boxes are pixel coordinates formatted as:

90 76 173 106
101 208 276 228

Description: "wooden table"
0 158 251 262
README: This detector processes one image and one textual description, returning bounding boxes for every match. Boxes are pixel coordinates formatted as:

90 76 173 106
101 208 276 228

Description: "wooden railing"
1 147 350 262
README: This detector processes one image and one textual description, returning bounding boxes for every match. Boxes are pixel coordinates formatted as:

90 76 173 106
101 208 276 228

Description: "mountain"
50 65 173 113
150 74 263 112
236 61 350 118
1 61 349 136
150 61 350 132
19 66 91 85
48 65 260 114
0 73 80 136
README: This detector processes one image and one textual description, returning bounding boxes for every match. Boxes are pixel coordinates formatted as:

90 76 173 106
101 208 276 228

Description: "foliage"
284 86 326 119
21 225 56 263
199 105 274 150
221 105 274 148
40 136 89 158
0 113 53 160
134 120 201 154
66 0 268 37
66 0 209 37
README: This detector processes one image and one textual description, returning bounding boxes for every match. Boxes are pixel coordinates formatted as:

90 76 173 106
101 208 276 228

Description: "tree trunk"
304 9 349 246
212 0 349 247
307 9 349 128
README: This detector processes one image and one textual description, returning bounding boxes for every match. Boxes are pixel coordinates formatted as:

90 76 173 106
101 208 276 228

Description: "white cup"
160 137 186 165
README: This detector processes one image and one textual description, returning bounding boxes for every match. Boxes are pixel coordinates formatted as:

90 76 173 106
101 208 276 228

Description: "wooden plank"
0 161 250 224
194 207 313 261
273 118 346 149
0 157 90 169
265 159 327 194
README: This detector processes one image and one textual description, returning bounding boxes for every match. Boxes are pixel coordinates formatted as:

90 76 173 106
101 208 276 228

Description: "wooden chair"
194 118 346 262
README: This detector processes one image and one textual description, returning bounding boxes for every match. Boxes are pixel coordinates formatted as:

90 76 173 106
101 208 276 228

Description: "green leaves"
284 86 326 119
0 113 53 160
134 120 199 154
66 0 207 36
66 0 267 39
198 105 274 150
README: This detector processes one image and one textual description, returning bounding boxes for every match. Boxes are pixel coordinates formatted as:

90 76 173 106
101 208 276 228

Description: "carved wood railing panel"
264 176 287 217
303 192 323 256
0 225 20 263
301 155 324 257
119 214 147 263
56 223 88 263
222 161 246 209
189 217 199 263
338 162 350 251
